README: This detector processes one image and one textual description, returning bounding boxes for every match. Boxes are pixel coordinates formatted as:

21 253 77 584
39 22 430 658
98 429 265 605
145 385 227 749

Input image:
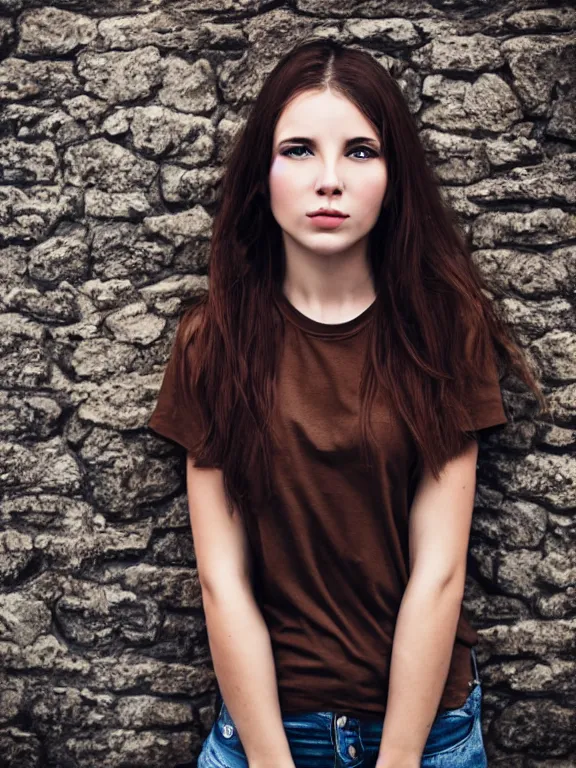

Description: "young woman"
148 38 547 768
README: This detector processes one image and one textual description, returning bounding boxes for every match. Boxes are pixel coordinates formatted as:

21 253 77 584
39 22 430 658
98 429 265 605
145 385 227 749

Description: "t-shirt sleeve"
148 313 207 456
462 320 508 437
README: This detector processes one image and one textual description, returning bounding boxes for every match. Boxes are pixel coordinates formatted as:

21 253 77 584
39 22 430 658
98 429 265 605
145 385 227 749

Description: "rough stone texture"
0 2 574 766
77 47 164 104
17 8 97 56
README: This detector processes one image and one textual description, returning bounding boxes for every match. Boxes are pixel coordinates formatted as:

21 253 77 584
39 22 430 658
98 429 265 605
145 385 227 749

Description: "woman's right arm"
186 454 295 768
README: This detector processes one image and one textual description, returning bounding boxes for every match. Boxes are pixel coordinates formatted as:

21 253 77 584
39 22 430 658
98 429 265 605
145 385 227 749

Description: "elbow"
409 566 466 601
441 571 466 602
199 570 253 603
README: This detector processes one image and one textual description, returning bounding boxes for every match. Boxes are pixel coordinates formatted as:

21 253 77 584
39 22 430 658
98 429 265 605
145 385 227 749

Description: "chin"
283 228 355 254
304 240 354 256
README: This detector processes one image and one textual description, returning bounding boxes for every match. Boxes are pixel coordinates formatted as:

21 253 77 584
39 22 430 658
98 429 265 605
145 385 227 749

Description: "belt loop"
470 647 481 687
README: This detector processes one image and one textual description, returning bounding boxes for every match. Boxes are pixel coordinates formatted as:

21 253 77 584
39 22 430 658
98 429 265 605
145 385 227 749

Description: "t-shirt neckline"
273 286 377 339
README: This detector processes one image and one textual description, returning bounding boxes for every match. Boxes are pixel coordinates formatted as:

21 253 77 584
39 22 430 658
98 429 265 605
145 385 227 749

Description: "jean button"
336 715 347 727
348 745 357 757
222 724 234 738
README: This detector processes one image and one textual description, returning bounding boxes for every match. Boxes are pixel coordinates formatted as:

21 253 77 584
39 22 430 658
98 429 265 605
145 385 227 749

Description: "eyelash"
280 145 379 160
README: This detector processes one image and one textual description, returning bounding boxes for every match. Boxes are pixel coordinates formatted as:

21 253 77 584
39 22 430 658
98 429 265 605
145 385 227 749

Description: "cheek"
356 169 387 217
269 157 300 205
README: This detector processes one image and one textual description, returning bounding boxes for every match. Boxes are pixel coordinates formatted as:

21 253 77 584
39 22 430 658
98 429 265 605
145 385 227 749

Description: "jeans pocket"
422 685 480 759
212 701 249 763
199 705 248 768
215 702 243 744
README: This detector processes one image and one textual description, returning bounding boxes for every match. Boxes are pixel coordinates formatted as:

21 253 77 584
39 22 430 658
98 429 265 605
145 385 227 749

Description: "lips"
307 211 349 218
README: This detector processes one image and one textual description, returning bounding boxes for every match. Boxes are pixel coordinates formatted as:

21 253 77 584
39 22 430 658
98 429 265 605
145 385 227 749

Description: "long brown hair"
173 37 548 522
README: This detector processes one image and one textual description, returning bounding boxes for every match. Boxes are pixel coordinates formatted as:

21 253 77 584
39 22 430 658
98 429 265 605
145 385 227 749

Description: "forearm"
202 582 295 768
377 575 464 768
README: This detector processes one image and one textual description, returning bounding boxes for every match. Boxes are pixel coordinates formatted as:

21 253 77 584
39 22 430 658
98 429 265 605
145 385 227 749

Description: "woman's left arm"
376 437 480 768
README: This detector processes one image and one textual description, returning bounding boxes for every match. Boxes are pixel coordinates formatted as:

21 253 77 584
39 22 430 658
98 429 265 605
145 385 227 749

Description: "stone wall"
0 1 574 766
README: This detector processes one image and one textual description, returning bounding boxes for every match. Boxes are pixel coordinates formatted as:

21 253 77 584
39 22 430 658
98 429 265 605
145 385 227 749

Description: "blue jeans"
198 648 487 768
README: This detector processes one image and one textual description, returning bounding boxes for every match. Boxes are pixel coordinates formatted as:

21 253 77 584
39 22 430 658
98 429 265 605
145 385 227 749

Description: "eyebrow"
276 136 381 150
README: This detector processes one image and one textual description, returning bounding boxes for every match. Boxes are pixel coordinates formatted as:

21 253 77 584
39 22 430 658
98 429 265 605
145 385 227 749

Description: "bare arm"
376 438 480 768
186 455 295 768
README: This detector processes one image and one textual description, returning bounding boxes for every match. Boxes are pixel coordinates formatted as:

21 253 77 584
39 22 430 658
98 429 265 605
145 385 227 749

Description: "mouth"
307 212 349 219
307 213 348 229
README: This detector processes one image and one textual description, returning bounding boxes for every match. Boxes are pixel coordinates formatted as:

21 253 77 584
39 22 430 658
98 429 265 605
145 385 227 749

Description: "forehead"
273 88 378 141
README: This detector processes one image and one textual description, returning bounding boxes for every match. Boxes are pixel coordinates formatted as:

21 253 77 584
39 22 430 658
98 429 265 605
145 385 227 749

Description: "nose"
316 162 343 195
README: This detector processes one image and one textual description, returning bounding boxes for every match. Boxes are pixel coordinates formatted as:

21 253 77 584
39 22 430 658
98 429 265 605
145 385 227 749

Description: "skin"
269 86 387 323
266 87 481 768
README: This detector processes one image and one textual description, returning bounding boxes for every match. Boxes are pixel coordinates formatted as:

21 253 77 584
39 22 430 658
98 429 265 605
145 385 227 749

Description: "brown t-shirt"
148 289 508 721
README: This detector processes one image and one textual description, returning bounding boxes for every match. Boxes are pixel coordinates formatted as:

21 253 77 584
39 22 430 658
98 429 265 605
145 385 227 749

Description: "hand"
375 755 420 768
248 760 296 768
376 762 419 768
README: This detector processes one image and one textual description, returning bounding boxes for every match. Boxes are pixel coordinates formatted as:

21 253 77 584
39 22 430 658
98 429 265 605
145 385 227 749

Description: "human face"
269 87 387 258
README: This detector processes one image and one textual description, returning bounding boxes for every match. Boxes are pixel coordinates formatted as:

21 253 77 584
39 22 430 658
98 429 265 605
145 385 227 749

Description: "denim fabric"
197 649 487 768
